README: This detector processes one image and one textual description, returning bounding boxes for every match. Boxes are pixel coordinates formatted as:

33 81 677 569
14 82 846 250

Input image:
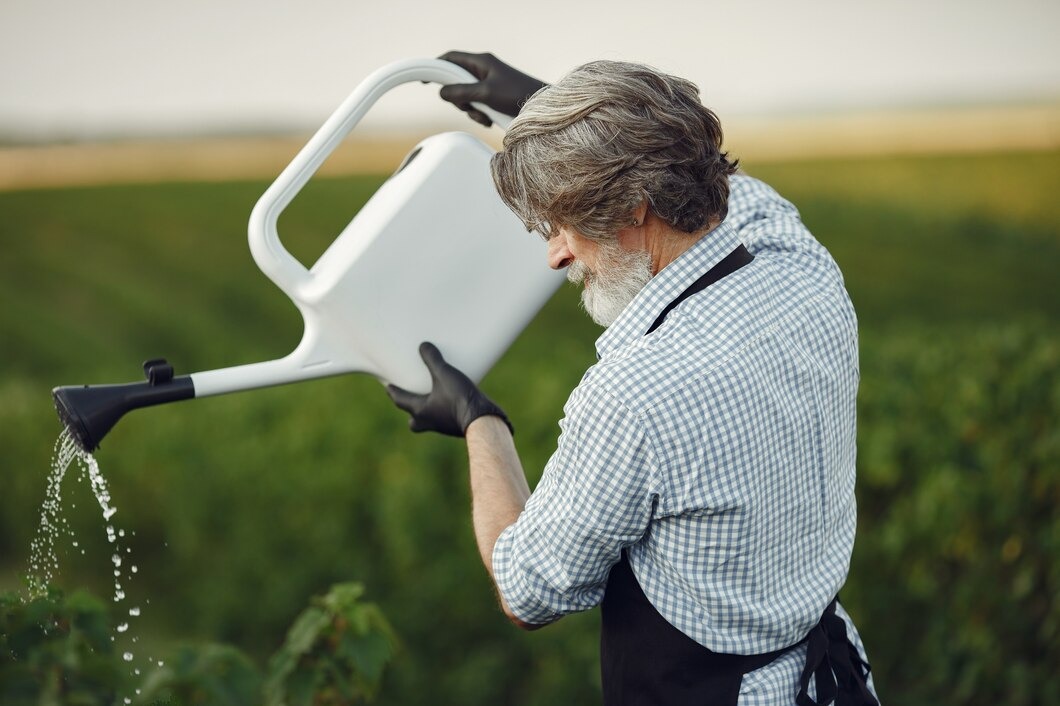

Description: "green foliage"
0 149 1057 704
847 324 1059 706
264 583 398 706
0 587 125 705
1 583 397 706
136 644 262 706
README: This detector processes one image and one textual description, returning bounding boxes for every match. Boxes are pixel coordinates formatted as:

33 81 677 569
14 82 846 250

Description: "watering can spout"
52 359 194 453
51 350 363 453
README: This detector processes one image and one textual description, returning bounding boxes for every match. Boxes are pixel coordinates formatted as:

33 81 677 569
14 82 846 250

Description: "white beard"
567 242 653 327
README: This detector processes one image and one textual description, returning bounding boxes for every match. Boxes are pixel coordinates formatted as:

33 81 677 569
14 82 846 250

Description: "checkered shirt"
492 175 876 702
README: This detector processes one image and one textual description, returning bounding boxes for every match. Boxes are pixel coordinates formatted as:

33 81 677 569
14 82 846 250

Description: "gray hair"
491 60 738 241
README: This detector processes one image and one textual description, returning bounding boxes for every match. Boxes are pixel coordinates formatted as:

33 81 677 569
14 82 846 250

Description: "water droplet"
114 590 125 601
111 554 122 567
134 668 140 675
119 529 125 537
123 652 133 661
117 622 128 632
158 660 165 667
131 565 138 573
124 699 131 705
103 507 117 520
129 607 141 616
72 540 79 547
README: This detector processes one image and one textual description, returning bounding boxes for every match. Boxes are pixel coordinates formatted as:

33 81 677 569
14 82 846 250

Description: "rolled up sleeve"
492 383 659 625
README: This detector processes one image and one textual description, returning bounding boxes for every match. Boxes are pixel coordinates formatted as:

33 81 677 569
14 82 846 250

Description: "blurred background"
1 1 1057 704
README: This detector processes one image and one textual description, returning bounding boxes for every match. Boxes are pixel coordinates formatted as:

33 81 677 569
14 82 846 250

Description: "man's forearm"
464 415 535 627
465 416 529 574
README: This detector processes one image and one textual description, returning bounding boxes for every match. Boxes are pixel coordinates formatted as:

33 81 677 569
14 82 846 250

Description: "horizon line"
1 103 1057 192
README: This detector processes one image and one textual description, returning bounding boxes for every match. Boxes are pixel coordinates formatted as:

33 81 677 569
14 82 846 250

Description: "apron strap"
645 244 754 335
795 599 879 706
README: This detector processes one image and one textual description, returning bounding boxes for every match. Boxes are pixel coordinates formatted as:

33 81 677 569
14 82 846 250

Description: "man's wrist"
466 413 513 437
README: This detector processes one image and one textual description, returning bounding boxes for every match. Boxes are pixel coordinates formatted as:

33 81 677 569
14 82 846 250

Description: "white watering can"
53 58 565 451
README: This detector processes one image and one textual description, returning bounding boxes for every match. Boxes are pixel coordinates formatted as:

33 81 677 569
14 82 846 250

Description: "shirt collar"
595 221 742 359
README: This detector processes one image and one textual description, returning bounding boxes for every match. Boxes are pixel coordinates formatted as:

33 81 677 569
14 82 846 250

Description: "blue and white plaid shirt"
493 175 877 703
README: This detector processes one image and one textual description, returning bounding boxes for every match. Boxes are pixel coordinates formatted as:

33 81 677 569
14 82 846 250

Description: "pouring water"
27 429 147 674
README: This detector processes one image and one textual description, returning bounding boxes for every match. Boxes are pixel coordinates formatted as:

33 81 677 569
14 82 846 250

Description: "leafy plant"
264 583 398 706
135 644 261 706
0 587 125 706
1 582 397 706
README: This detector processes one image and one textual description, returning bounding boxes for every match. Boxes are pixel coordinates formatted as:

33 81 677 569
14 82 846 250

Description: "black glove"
438 51 548 127
387 342 513 437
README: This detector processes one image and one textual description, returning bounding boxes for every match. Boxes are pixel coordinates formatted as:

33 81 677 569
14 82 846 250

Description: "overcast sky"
1 0 1057 140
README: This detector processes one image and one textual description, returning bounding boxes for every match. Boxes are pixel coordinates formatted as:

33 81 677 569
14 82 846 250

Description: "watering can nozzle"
52 358 195 453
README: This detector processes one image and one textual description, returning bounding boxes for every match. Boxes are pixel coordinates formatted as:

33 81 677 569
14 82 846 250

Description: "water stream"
27 429 156 700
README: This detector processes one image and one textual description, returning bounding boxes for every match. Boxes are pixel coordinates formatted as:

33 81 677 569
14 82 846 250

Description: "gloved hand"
387 342 513 437
438 51 548 127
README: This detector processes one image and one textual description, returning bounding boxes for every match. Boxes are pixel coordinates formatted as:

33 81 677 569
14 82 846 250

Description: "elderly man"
387 52 879 706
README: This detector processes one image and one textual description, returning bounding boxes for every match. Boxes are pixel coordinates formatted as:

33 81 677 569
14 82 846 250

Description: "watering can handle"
247 58 512 298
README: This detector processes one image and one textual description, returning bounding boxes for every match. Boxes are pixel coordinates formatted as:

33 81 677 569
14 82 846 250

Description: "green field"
1 149 1057 705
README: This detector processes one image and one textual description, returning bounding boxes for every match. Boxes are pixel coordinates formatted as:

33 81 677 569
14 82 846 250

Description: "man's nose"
547 233 574 270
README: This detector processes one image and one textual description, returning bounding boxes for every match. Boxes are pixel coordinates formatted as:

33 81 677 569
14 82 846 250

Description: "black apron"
600 244 877 706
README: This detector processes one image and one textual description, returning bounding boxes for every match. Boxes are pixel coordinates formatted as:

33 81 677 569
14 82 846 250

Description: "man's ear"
618 200 650 242
631 201 648 228
616 201 651 251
